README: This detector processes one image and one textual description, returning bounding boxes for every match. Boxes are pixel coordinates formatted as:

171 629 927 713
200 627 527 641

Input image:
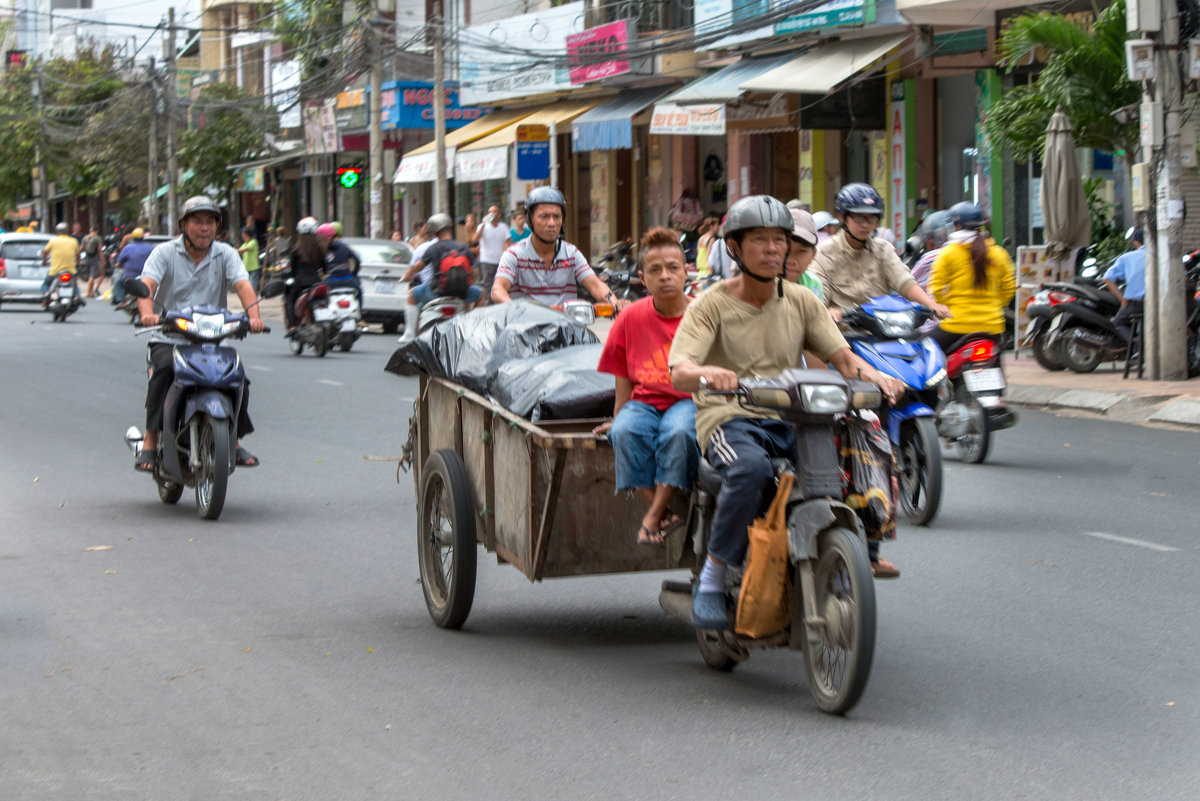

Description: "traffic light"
337 166 363 189
6 50 28 69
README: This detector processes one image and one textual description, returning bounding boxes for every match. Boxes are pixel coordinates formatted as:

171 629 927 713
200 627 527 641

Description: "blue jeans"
608 399 699 492
412 282 482 306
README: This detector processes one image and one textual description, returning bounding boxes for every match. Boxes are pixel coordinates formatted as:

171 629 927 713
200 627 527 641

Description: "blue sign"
382 81 491 131
516 124 550 180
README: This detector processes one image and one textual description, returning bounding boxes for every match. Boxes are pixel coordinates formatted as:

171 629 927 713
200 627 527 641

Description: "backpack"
434 245 471 298
84 236 100 257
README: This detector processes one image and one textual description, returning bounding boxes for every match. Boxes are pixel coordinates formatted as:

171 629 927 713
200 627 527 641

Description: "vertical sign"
889 86 906 241
516 124 550 180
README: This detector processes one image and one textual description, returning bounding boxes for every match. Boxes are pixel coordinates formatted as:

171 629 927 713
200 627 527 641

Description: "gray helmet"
921 210 953 245
523 186 566 218
180 195 220 224
55 222 69 233
426 213 453 236
722 195 794 240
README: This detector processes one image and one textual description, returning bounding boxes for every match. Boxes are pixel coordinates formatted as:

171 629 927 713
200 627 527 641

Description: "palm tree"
984 0 1139 164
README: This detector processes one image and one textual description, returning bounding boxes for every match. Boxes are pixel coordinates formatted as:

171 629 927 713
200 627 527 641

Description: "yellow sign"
516 124 549 143
337 89 365 109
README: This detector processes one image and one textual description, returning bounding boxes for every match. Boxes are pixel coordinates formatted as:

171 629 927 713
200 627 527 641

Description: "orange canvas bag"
734 472 794 638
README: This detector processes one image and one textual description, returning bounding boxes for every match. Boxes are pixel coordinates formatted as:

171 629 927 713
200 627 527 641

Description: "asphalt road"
1 299 1197 800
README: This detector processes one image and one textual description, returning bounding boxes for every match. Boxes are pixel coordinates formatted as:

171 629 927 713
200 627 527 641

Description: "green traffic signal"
337 168 362 189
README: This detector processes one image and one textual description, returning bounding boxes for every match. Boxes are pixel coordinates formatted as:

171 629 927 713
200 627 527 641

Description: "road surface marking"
319 379 344 386
249 365 273 371
1082 531 1180 552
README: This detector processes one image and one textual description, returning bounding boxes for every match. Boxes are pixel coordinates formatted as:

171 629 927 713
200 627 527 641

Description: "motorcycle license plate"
963 368 1005 393
375 279 395 294
313 307 333 321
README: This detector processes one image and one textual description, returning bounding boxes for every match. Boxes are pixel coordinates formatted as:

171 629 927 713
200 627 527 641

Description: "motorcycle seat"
697 456 794 496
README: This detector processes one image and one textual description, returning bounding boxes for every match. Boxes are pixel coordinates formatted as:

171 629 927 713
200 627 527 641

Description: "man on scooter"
668 195 904 629
1103 227 1145 343
133 196 265 473
396 213 483 343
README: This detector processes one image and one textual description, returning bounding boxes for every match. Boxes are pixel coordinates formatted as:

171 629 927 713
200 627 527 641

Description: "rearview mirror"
260 280 285 299
123 277 150 299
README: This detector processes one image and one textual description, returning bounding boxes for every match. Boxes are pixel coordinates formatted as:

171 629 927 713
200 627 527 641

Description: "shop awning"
658 54 796 105
227 150 302 174
453 101 597 182
570 87 676 152
392 108 535 183
140 169 196 203
897 0 1029 25
739 34 912 94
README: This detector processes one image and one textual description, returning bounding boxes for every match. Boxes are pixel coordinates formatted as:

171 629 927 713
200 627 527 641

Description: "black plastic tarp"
489 344 614 422
384 302 600 395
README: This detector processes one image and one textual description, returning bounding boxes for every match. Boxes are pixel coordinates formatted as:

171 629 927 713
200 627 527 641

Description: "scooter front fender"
786 499 866 562
184 390 236 422
887 401 937 443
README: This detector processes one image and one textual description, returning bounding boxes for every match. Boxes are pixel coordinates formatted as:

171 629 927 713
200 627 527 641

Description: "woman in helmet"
285 216 326 332
669 195 906 625
926 202 1015 353
811 183 949 322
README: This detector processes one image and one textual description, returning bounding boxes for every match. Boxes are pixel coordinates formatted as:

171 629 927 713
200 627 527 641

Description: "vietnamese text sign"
458 1 581 105
516 124 550 180
566 20 632 84
650 103 726 136
382 82 490 130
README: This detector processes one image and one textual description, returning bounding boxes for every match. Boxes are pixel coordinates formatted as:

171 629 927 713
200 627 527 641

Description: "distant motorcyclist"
133 196 265 473
41 222 81 304
285 217 326 333
317 221 362 303
908 209 953 289
396 213 482 343
113 227 154 306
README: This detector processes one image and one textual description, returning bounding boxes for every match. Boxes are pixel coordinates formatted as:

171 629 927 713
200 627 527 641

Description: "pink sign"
566 20 631 84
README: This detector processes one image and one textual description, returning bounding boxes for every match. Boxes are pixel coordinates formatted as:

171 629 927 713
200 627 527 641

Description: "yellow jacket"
929 236 1016 335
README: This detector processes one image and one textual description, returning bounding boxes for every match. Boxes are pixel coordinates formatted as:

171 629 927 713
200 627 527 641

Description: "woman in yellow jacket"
927 202 1016 353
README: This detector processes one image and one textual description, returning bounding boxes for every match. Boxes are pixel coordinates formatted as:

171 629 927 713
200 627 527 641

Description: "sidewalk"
1001 352 1200 429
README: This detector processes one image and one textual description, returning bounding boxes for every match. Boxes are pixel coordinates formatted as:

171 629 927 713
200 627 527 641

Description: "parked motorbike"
327 283 364 351
936 335 1017 464
593 240 646 302
685 271 721 299
656 368 882 714
841 296 946 526
44 272 82 322
121 277 276 520
285 278 334 357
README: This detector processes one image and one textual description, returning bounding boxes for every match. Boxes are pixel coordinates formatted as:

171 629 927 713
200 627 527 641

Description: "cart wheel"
695 628 738 671
800 527 876 715
417 449 477 629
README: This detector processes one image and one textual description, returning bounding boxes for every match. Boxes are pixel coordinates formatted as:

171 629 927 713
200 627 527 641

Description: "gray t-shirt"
142 237 249 344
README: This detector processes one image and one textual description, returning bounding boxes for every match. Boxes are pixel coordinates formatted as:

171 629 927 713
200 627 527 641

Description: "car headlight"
874 310 916 337
801 384 849 413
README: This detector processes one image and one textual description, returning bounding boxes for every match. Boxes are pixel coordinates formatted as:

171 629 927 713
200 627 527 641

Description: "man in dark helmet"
668 195 904 629
132 195 265 473
490 186 625 309
811 182 949 321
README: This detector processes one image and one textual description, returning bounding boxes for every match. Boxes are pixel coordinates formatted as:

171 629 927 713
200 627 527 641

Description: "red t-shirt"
597 296 692 412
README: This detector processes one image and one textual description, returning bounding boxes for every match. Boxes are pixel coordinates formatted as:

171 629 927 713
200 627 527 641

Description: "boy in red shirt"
595 227 699 546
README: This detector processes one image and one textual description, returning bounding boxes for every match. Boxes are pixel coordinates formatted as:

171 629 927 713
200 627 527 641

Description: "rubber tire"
958 398 991 465
157 474 183 504
314 329 327 358
696 628 738 671
194 416 230 521
381 319 400 334
288 335 303 355
338 332 355 352
1060 326 1103 373
52 310 64 322
1031 331 1066 371
898 416 942 526
417 449 478 629
800 527 877 715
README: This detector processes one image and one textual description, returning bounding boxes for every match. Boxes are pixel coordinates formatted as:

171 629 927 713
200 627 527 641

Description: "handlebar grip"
260 325 271 334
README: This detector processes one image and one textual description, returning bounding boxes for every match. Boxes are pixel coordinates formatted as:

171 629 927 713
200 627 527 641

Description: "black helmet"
834 183 885 216
948 201 986 229
722 195 794 240
523 186 566 218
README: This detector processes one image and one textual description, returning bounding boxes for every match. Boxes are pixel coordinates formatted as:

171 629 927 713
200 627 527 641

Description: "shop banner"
303 99 339 155
888 97 906 241
393 148 457 183
650 103 726 136
566 20 632 84
695 0 873 50
458 2 582 105
516 124 550 180
455 146 508 182
271 59 301 130
383 82 490 130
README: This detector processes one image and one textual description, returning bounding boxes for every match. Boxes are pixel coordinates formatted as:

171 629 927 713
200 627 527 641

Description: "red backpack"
434 245 471 298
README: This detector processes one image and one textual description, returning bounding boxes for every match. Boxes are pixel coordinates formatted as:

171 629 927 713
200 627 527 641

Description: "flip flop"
235 446 260 468
134 449 156 473
636 525 665 548
658 513 684 536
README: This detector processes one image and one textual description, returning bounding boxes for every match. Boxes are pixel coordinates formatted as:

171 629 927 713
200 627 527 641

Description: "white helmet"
296 216 320 235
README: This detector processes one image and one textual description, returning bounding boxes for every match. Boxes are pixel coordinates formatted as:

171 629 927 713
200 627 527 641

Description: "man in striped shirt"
491 186 624 309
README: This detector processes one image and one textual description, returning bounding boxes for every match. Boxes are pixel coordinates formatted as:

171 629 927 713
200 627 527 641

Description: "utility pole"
1156 0 1187 378
432 0 448 215
368 4 385 239
165 7 179 233
33 67 47 227
147 57 159 232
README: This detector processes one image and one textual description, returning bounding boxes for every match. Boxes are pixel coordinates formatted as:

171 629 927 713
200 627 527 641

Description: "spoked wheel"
417 449 478 629
1060 326 1103 373
898 416 942 526
314 329 328 358
1031 331 1065 371
800 527 876 715
696 627 739 671
194 416 230 520
288 334 303 355
957 399 991 464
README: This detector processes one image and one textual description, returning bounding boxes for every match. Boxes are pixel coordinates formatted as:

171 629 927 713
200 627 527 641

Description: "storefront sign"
889 95 906 240
566 20 632 84
649 103 726 136
458 2 582 105
240 167 265 193
393 149 456 183
303 99 339 155
777 0 873 36
695 0 873 50
271 60 301 130
516 124 550 180
382 82 489 130
455 146 508 182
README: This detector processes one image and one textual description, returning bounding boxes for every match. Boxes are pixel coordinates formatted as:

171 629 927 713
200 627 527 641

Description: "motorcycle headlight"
801 384 849 414
192 312 229 339
925 367 947 388
873 310 917 338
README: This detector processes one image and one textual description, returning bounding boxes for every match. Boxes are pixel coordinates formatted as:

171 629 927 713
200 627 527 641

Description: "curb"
1007 383 1200 429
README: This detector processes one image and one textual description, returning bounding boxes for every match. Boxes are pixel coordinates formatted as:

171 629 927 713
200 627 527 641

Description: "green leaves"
179 83 279 199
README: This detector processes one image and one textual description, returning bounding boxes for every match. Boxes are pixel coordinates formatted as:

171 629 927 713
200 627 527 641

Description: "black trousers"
1112 300 1143 343
146 343 253 437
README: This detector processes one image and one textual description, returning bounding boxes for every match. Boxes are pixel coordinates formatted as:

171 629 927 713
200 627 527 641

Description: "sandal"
658 513 684 536
235 446 260 468
871 558 900 580
636 524 665 548
134 449 157 473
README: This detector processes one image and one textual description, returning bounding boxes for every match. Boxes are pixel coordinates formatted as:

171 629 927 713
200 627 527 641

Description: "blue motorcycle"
122 278 278 520
841 295 947 526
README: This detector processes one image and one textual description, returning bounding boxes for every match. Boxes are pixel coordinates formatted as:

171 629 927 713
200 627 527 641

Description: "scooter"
841 296 946 526
417 296 466 332
285 278 334 357
121 277 277 520
327 284 364 351
44 272 83 322
936 335 1017 464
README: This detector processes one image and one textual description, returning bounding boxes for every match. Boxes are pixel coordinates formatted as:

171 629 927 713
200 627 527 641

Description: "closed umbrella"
1040 109 1091 263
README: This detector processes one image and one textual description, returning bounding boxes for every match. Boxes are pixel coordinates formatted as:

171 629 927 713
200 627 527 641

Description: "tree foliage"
985 0 1139 163
179 83 279 202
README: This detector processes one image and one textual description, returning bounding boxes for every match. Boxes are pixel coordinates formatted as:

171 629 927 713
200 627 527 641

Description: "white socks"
398 304 420 342
698 557 726 594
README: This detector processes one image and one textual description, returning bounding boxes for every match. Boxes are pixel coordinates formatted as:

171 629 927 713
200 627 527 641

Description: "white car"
0 233 54 307
343 237 413 334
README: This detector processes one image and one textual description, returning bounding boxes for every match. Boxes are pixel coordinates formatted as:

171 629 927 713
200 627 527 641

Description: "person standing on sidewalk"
1103 227 1145 343
475 204 509 303
81 226 105 298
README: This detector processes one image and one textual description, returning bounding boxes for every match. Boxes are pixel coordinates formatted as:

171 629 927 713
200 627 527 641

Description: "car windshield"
350 241 411 266
1 241 47 260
